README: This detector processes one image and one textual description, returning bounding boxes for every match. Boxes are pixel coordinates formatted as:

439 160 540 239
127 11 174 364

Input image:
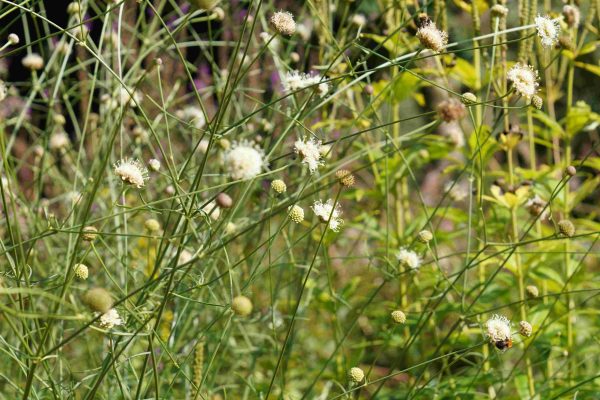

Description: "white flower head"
294 137 323 173
99 308 123 329
202 200 221 221
117 86 141 108
283 70 323 93
114 158 149 188
396 248 421 270
22 53 44 70
507 63 539 99
416 21 448 53
223 140 265 180
535 15 560 48
312 199 343 231
486 314 512 342
49 131 70 152
177 105 206 130
271 11 296 36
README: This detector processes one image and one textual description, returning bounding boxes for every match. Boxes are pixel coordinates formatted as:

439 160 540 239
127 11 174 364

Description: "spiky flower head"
336 169 355 187
271 179 287 194
391 310 406 324
396 248 421 270
177 105 206 130
349 367 365 383
99 308 123 329
485 314 511 342
73 263 89 280
416 21 448 53
531 95 543 110
223 140 265 180
83 288 113 313
114 158 149 188
507 63 539 99
312 199 343 231
535 15 560 48
288 205 304 223
231 295 253 317
519 321 533 337
294 137 323 173
558 219 575 237
271 11 296 36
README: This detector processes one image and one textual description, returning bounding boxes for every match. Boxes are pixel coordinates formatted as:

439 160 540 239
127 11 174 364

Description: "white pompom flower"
99 308 123 329
312 199 343 231
294 137 323 173
507 63 539 99
223 140 265 180
396 248 421 270
114 158 149 188
535 15 560 48
485 314 512 342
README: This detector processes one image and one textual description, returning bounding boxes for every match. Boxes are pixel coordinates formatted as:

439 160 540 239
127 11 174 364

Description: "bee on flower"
485 314 513 351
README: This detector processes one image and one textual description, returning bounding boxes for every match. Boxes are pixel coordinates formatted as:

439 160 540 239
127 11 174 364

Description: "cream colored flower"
312 199 343 231
114 158 149 188
535 15 560 48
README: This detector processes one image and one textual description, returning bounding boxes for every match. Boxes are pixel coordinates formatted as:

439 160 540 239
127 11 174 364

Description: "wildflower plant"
1 1 599 399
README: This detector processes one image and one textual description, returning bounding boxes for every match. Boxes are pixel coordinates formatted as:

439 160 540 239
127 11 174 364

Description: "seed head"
348 367 365 383
519 321 533 337
531 95 543 110
417 230 433 243
231 295 253 317
288 205 304 223
391 310 406 324
270 11 296 36
416 21 448 53
335 169 355 187
82 226 98 241
437 99 466 122
271 179 287 194
73 263 89 280
558 219 575 237
565 165 576 177
83 288 113 313
145 218 161 232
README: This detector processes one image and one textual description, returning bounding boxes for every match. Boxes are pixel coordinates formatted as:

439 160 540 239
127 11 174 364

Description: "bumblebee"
494 338 513 351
